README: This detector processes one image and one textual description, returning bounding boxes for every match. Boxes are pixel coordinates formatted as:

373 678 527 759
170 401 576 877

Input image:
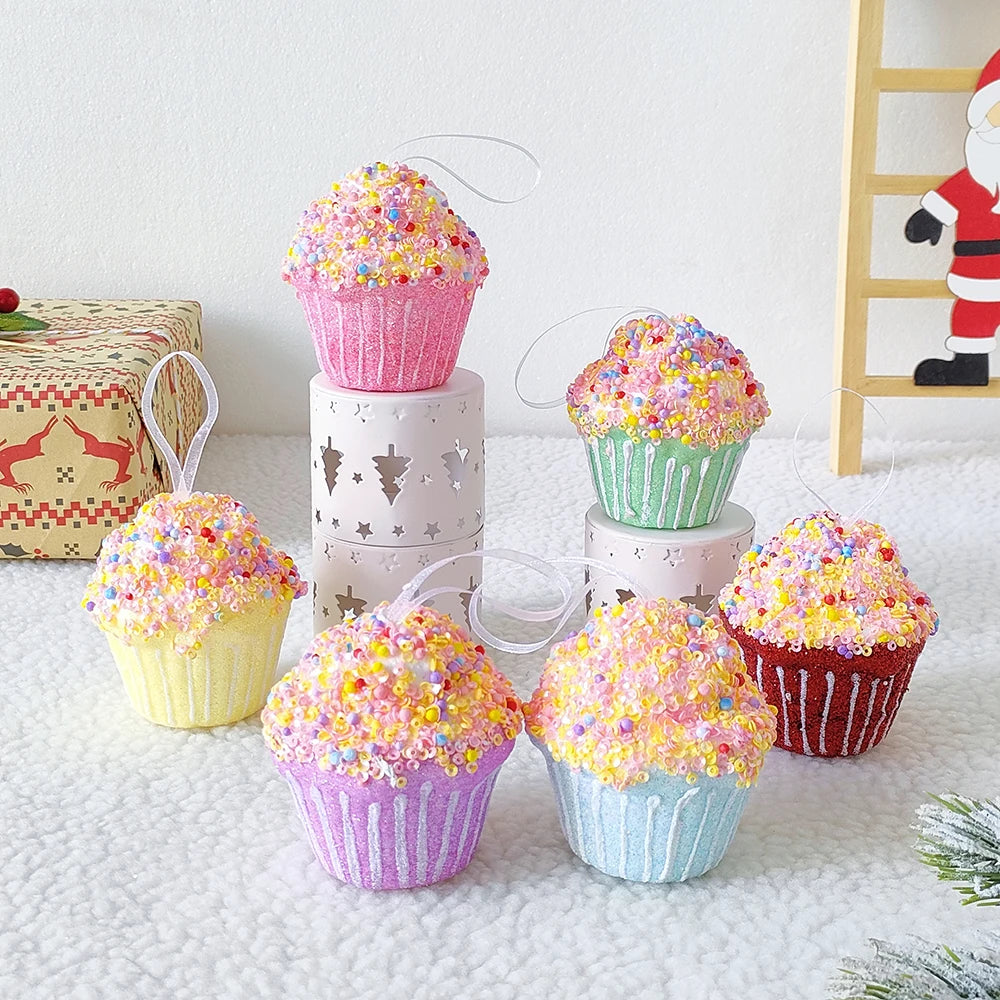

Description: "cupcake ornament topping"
263 603 522 788
720 511 938 656
524 597 777 791
83 492 307 655
566 314 770 448
282 161 489 293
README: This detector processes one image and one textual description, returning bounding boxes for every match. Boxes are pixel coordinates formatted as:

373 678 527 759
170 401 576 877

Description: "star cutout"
425 522 441 540
452 480 462 493
391 406 407 421
352 472 363 483
473 462 480 473
458 401 468 414
701 548 713 562
350 550 362 564
425 403 440 423
315 509 322 524
356 522 373 540
329 401 337 413
457 517 465 529
417 554 430 567
331 517 340 529
662 548 684 568
392 525 405 537
634 546 645 559
420 474 433 485
322 606 330 618
380 552 399 572
323 542 332 559
354 403 373 422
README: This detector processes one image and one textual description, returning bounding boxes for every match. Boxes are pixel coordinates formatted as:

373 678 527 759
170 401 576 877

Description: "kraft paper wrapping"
0 300 203 559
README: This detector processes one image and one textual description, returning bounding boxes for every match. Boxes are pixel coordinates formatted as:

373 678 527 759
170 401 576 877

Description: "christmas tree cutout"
372 444 411 506
441 439 470 493
335 585 367 620
681 583 716 614
460 576 477 623
320 437 343 495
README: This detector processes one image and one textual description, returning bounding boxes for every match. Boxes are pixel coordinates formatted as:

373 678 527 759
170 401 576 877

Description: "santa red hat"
968 48 1000 126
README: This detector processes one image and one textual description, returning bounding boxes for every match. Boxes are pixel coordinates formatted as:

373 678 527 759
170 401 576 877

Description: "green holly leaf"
0 312 51 332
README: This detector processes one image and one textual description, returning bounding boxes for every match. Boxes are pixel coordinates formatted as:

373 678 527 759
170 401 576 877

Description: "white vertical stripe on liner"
398 299 413 389
309 784 346 882
774 665 790 747
818 671 836 755
853 679 881 755
355 301 365 383
416 781 434 884
339 790 360 884
618 795 629 879
642 795 662 882
755 654 764 694
376 296 386 385
606 440 620 520
590 780 605 870
672 465 691 529
798 669 812 756
393 795 410 887
203 646 212 724
470 774 498 852
704 787 742 866
686 456 713 527
621 439 636 519
432 790 462 882
367 802 382 890
427 297 448 384
658 787 699 881
454 781 484 866
413 311 431 384
656 457 676 528
550 763 573 844
705 447 735 523
641 443 655 523
680 788 717 881
157 649 174 728
589 438 608 507
868 676 897 751
286 775 323 862
569 769 586 857
841 674 861 756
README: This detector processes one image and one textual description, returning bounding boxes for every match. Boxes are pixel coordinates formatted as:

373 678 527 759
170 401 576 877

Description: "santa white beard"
965 124 1000 212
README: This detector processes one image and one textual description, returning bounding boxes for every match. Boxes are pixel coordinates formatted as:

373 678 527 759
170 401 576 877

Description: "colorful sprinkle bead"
282 161 489 294
719 511 938 655
262 604 522 788
82 492 307 655
566 315 769 448
524 598 777 791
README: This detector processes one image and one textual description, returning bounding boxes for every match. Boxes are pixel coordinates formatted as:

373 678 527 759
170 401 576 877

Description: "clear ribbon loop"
390 133 541 205
141 350 219 498
792 387 895 526
514 305 667 410
384 548 649 655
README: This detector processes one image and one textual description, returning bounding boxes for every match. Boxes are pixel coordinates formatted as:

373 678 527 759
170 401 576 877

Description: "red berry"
0 288 19 313
398 274 409 284
718 743 730 754
823 594 836 605
880 547 894 561
745 382 757 397
449 236 460 246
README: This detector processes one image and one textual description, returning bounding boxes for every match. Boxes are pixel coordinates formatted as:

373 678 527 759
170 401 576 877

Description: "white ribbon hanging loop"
792 387 895 526
385 548 649 655
141 350 219 497
514 305 667 410
390 133 541 205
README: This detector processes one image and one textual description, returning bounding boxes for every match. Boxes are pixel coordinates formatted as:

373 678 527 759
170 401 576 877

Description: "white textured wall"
6 0 1000 444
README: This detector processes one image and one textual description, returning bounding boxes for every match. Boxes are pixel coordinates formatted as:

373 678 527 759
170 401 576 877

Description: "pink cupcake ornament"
283 161 489 392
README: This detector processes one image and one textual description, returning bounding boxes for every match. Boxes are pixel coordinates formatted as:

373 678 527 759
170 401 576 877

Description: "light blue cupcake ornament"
524 596 777 883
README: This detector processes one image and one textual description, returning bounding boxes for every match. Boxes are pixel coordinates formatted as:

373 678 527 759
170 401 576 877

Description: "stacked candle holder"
282 160 492 631
566 314 770 614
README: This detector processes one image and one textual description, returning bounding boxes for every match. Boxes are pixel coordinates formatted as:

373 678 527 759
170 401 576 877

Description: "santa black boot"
914 352 989 386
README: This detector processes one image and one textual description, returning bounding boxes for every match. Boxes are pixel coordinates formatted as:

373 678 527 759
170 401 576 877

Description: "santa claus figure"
907 48 1000 385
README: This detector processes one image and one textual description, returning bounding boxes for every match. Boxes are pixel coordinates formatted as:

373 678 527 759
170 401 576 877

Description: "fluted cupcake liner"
724 622 925 757
106 602 292 728
278 741 513 890
294 282 476 392
583 431 750 530
532 738 750 883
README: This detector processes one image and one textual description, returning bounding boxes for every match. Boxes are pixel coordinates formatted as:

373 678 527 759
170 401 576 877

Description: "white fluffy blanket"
1 435 993 999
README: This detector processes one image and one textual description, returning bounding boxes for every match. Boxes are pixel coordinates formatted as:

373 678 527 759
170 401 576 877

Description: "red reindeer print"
135 422 148 475
0 416 59 494
63 416 135 491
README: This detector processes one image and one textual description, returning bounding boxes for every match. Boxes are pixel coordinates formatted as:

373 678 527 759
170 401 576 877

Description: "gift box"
583 501 754 613
0 299 202 559
310 368 485 629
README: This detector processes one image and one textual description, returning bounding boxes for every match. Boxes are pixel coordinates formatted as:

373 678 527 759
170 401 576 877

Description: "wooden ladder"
831 0 989 474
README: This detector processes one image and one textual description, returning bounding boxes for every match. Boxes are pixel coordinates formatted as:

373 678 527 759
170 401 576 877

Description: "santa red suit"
908 47 1000 385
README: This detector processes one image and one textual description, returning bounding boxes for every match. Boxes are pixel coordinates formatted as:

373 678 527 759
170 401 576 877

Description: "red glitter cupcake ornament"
718 511 938 757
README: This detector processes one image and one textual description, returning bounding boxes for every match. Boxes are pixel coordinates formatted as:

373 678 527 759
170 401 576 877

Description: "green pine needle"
915 794 1000 906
